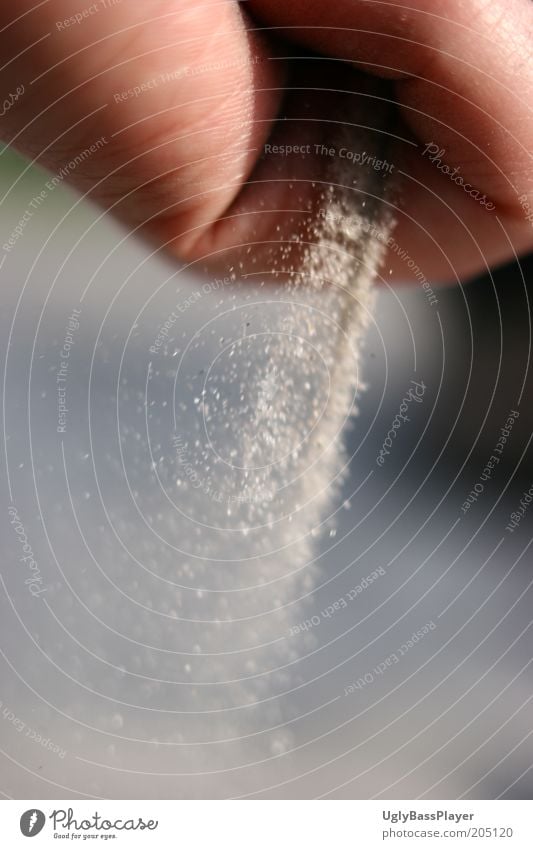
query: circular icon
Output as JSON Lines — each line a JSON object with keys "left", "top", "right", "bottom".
{"left": 20, "top": 810, "right": 46, "bottom": 837}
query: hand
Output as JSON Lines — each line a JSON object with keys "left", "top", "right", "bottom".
{"left": 1, "top": 0, "right": 531, "bottom": 283}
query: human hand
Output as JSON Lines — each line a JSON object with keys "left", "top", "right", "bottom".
{"left": 1, "top": 0, "right": 532, "bottom": 283}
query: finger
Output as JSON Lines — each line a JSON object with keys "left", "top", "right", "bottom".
{"left": 0, "top": 0, "right": 285, "bottom": 257}
{"left": 247, "top": 0, "right": 533, "bottom": 281}
{"left": 248, "top": 0, "right": 533, "bottom": 210}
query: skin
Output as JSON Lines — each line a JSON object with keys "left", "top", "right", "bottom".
{"left": 0, "top": 0, "right": 532, "bottom": 283}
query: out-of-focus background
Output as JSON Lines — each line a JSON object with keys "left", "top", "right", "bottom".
{"left": 1, "top": 145, "right": 532, "bottom": 800}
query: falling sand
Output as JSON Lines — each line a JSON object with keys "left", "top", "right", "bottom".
{"left": 20, "top": 108, "right": 397, "bottom": 799}
{"left": 127, "top": 120, "right": 397, "bottom": 794}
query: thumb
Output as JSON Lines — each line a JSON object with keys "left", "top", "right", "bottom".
{"left": 0, "top": 0, "right": 284, "bottom": 259}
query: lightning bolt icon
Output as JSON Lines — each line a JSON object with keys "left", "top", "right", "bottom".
{"left": 28, "top": 811, "right": 38, "bottom": 833}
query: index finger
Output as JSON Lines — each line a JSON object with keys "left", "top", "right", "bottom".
{"left": 247, "top": 0, "right": 533, "bottom": 215}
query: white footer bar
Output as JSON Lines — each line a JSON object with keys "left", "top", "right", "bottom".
{"left": 1, "top": 800, "right": 531, "bottom": 847}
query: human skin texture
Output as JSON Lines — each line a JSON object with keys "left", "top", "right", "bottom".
{"left": 0, "top": 0, "right": 531, "bottom": 282}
